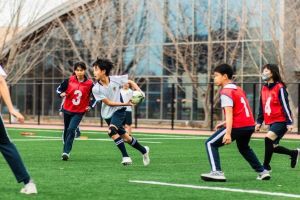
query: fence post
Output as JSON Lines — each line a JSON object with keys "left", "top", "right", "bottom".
{"left": 298, "top": 83, "right": 300, "bottom": 134}
{"left": 210, "top": 82, "right": 214, "bottom": 131}
{"left": 171, "top": 83, "right": 175, "bottom": 130}
{"left": 252, "top": 83, "right": 256, "bottom": 118}
{"left": 9, "top": 85, "right": 12, "bottom": 124}
{"left": 37, "top": 81, "right": 41, "bottom": 125}
{"left": 134, "top": 104, "right": 138, "bottom": 128}
{"left": 99, "top": 101, "right": 103, "bottom": 127}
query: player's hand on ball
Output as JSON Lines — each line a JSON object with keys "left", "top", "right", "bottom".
{"left": 10, "top": 110, "right": 24, "bottom": 123}
{"left": 127, "top": 100, "right": 134, "bottom": 106}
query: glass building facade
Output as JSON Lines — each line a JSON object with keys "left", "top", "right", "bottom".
{"left": 2, "top": 0, "right": 293, "bottom": 128}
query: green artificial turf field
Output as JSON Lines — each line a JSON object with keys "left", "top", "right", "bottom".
{"left": 0, "top": 128, "right": 299, "bottom": 200}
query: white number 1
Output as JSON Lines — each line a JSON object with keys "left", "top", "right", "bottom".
{"left": 241, "top": 97, "right": 250, "bottom": 117}
{"left": 72, "top": 90, "right": 82, "bottom": 105}
{"left": 264, "top": 97, "right": 272, "bottom": 116}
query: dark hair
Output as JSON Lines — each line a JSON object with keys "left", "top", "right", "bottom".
{"left": 73, "top": 62, "right": 87, "bottom": 71}
{"left": 214, "top": 63, "right": 233, "bottom": 79}
{"left": 262, "top": 64, "right": 286, "bottom": 87}
{"left": 92, "top": 58, "right": 114, "bottom": 76}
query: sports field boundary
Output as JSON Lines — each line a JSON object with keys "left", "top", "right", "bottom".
{"left": 129, "top": 180, "right": 300, "bottom": 198}
{"left": 5, "top": 124, "right": 300, "bottom": 140}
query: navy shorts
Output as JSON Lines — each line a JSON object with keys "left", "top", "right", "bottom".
{"left": 105, "top": 108, "right": 127, "bottom": 135}
{"left": 123, "top": 111, "right": 132, "bottom": 125}
{"left": 269, "top": 122, "right": 287, "bottom": 144}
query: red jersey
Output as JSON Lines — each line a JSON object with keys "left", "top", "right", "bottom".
{"left": 261, "top": 83, "right": 286, "bottom": 124}
{"left": 220, "top": 84, "right": 255, "bottom": 128}
{"left": 63, "top": 75, "right": 93, "bottom": 113}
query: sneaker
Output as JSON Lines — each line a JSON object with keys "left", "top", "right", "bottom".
{"left": 201, "top": 171, "right": 226, "bottom": 182}
{"left": 61, "top": 153, "right": 70, "bottom": 161}
{"left": 20, "top": 180, "right": 37, "bottom": 195}
{"left": 291, "top": 148, "right": 300, "bottom": 168}
{"left": 121, "top": 157, "right": 132, "bottom": 166}
{"left": 257, "top": 170, "right": 271, "bottom": 180}
{"left": 143, "top": 146, "right": 150, "bottom": 166}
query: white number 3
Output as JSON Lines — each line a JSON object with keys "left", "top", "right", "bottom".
{"left": 241, "top": 97, "right": 250, "bottom": 117}
{"left": 72, "top": 90, "right": 82, "bottom": 105}
{"left": 264, "top": 97, "right": 272, "bottom": 116}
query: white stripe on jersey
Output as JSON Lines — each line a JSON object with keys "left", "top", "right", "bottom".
{"left": 280, "top": 88, "right": 293, "bottom": 123}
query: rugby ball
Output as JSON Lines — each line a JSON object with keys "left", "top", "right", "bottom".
{"left": 131, "top": 91, "right": 145, "bottom": 104}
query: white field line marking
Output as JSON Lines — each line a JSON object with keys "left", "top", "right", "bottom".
{"left": 8, "top": 128, "right": 200, "bottom": 138}
{"left": 7, "top": 128, "right": 300, "bottom": 142}
{"left": 13, "top": 138, "right": 61, "bottom": 141}
{"left": 129, "top": 180, "right": 300, "bottom": 199}
{"left": 14, "top": 135, "right": 162, "bottom": 144}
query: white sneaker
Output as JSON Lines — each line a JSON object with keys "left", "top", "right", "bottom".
{"left": 61, "top": 152, "right": 70, "bottom": 161}
{"left": 257, "top": 170, "right": 271, "bottom": 180}
{"left": 20, "top": 181, "right": 37, "bottom": 195}
{"left": 201, "top": 171, "right": 226, "bottom": 182}
{"left": 121, "top": 157, "right": 132, "bottom": 166}
{"left": 143, "top": 146, "right": 150, "bottom": 166}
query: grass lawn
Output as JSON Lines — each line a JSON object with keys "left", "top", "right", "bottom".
{"left": 0, "top": 128, "right": 299, "bottom": 200}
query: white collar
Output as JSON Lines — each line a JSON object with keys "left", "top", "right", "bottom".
{"left": 223, "top": 83, "right": 237, "bottom": 89}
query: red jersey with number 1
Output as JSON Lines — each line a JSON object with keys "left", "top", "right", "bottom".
{"left": 261, "top": 83, "right": 286, "bottom": 125}
{"left": 221, "top": 85, "right": 255, "bottom": 128}
{"left": 63, "top": 75, "right": 93, "bottom": 113}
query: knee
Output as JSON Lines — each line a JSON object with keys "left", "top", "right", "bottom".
{"left": 108, "top": 126, "right": 118, "bottom": 137}
{"left": 67, "top": 128, "right": 76, "bottom": 133}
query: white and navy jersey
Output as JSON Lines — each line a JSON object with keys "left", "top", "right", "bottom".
{"left": 120, "top": 88, "right": 133, "bottom": 112}
{"left": 92, "top": 75, "right": 128, "bottom": 119}
{"left": 0, "top": 65, "right": 7, "bottom": 78}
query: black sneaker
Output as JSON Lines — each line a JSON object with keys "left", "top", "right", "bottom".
{"left": 61, "top": 153, "right": 69, "bottom": 161}
{"left": 291, "top": 148, "right": 300, "bottom": 168}
{"left": 257, "top": 170, "right": 271, "bottom": 180}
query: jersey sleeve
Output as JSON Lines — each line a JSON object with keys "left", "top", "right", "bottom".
{"left": 92, "top": 84, "right": 106, "bottom": 101}
{"left": 220, "top": 94, "right": 233, "bottom": 107}
{"left": 56, "top": 79, "right": 69, "bottom": 97}
{"left": 279, "top": 87, "right": 293, "bottom": 125}
{"left": 256, "top": 95, "right": 264, "bottom": 124}
{"left": 0, "top": 66, "right": 7, "bottom": 78}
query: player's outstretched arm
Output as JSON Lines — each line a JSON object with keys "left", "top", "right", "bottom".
{"left": 102, "top": 98, "right": 133, "bottom": 107}
{"left": 0, "top": 76, "right": 24, "bottom": 123}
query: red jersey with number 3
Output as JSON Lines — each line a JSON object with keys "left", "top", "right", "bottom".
{"left": 261, "top": 83, "right": 286, "bottom": 124}
{"left": 221, "top": 85, "right": 255, "bottom": 128}
{"left": 63, "top": 75, "right": 93, "bottom": 113}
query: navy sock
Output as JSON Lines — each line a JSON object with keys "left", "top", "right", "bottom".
{"left": 274, "top": 146, "right": 293, "bottom": 156}
{"left": 130, "top": 137, "right": 146, "bottom": 154}
{"left": 23, "top": 177, "right": 30, "bottom": 185}
{"left": 263, "top": 137, "right": 274, "bottom": 168}
{"left": 114, "top": 137, "right": 129, "bottom": 157}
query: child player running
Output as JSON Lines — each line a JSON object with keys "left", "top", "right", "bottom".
{"left": 255, "top": 64, "right": 300, "bottom": 172}
{"left": 92, "top": 58, "right": 150, "bottom": 166}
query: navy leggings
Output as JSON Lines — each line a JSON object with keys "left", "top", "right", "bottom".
{"left": 0, "top": 117, "right": 30, "bottom": 183}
